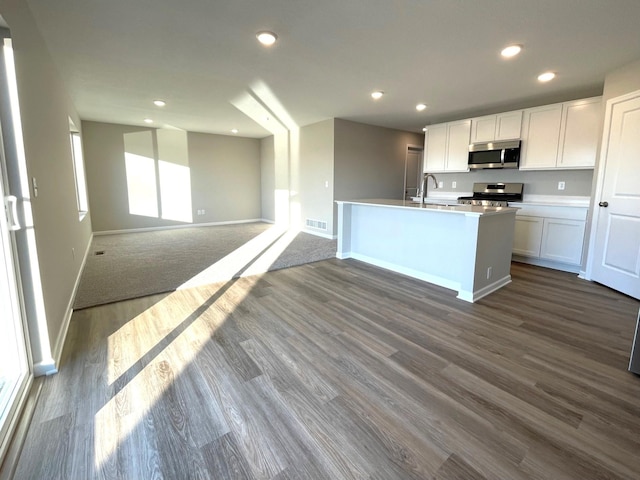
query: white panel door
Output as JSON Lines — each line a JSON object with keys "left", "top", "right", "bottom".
{"left": 589, "top": 91, "right": 640, "bottom": 299}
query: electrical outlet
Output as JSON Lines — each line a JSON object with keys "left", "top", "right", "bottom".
{"left": 452, "top": 181, "right": 457, "bottom": 189}
{"left": 487, "top": 266, "right": 492, "bottom": 279}
{"left": 558, "top": 181, "right": 565, "bottom": 191}
{"left": 438, "top": 181, "right": 444, "bottom": 188}
{"left": 325, "top": 180, "right": 329, "bottom": 188}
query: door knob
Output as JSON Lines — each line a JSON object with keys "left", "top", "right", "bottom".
{"left": 599, "top": 201, "right": 609, "bottom": 207}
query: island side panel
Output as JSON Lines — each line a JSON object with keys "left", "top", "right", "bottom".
{"left": 336, "top": 202, "right": 352, "bottom": 259}
{"left": 469, "top": 211, "right": 517, "bottom": 301}
{"left": 346, "top": 203, "right": 467, "bottom": 293}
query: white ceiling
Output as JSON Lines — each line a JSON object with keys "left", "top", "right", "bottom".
{"left": 22, "top": 0, "right": 640, "bottom": 138}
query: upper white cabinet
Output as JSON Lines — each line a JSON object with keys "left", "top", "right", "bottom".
{"left": 424, "top": 119, "right": 471, "bottom": 172}
{"left": 557, "top": 98, "right": 601, "bottom": 168}
{"left": 520, "top": 97, "right": 601, "bottom": 170}
{"left": 470, "top": 111, "right": 523, "bottom": 143}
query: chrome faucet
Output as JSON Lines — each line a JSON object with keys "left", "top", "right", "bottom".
{"left": 419, "top": 173, "right": 438, "bottom": 205}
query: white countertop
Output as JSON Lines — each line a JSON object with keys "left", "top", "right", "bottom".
{"left": 413, "top": 193, "right": 590, "bottom": 208}
{"left": 336, "top": 198, "right": 518, "bottom": 216}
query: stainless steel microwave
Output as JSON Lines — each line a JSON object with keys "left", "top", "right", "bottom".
{"left": 468, "top": 139, "right": 521, "bottom": 169}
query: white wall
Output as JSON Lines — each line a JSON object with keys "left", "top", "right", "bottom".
{"left": 82, "top": 121, "right": 262, "bottom": 232}
{"left": 0, "top": 0, "right": 92, "bottom": 372}
{"left": 299, "top": 119, "right": 334, "bottom": 236}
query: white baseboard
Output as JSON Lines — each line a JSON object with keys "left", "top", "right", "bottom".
{"left": 94, "top": 218, "right": 266, "bottom": 236}
{"left": 512, "top": 255, "right": 580, "bottom": 274}
{"left": 301, "top": 228, "right": 336, "bottom": 240}
{"left": 33, "top": 359, "right": 57, "bottom": 377}
{"left": 457, "top": 275, "right": 511, "bottom": 303}
{"left": 41, "top": 233, "right": 94, "bottom": 377}
{"left": 346, "top": 252, "right": 460, "bottom": 293}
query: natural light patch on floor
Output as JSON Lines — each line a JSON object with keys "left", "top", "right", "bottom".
{"left": 177, "top": 225, "right": 295, "bottom": 290}
{"left": 99, "top": 278, "right": 253, "bottom": 472}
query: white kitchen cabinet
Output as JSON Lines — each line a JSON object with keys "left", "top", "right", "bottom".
{"left": 470, "top": 111, "right": 522, "bottom": 143}
{"left": 512, "top": 205, "right": 588, "bottom": 272}
{"left": 519, "top": 104, "right": 563, "bottom": 169}
{"left": 557, "top": 97, "right": 601, "bottom": 168}
{"left": 513, "top": 216, "right": 543, "bottom": 257}
{"left": 424, "top": 119, "right": 471, "bottom": 172}
{"left": 540, "top": 218, "right": 586, "bottom": 265}
{"left": 520, "top": 97, "right": 601, "bottom": 170}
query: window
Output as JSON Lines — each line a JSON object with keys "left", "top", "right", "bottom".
{"left": 69, "top": 119, "right": 88, "bottom": 219}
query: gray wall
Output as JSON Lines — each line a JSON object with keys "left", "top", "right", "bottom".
{"left": 82, "top": 121, "right": 261, "bottom": 232}
{"left": 433, "top": 169, "right": 594, "bottom": 197}
{"left": 1, "top": 0, "right": 92, "bottom": 369}
{"left": 334, "top": 118, "right": 423, "bottom": 232}
{"left": 299, "top": 119, "right": 334, "bottom": 235}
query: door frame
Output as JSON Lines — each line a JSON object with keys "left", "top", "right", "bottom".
{"left": 403, "top": 144, "right": 423, "bottom": 200}
{"left": 585, "top": 88, "right": 640, "bottom": 284}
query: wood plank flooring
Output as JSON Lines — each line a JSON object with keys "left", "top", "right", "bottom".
{"left": 10, "top": 260, "right": 640, "bottom": 479}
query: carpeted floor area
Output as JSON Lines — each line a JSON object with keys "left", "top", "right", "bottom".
{"left": 73, "top": 222, "right": 337, "bottom": 309}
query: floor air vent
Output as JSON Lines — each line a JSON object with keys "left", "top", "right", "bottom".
{"left": 305, "top": 218, "right": 327, "bottom": 230}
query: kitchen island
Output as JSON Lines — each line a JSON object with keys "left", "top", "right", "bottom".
{"left": 336, "top": 199, "right": 518, "bottom": 302}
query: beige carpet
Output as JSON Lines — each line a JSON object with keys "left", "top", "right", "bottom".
{"left": 73, "top": 222, "right": 337, "bottom": 309}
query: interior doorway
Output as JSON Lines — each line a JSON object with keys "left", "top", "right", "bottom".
{"left": 404, "top": 145, "right": 423, "bottom": 200}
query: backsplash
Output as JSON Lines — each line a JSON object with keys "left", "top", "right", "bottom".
{"left": 430, "top": 169, "right": 593, "bottom": 197}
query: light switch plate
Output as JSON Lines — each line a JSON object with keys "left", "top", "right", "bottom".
{"left": 558, "top": 181, "right": 565, "bottom": 190}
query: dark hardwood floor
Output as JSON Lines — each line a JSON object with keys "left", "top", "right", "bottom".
{"left": 10, "top": 259, "right": 640, "bottom": 479}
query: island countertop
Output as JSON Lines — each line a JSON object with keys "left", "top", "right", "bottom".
{"left": 336, "top": 198, "right": 518, "bottom": 216}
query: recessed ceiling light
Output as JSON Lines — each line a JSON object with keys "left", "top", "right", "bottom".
{"left": 256, "top": 31, "right": 278, "bottom": 46}
{"left": 371, "top": 91, "right": 384, "bottom": 100}
{"left": 501, "top": 45, "right": 522, "bottom": 58}
{"left": 416, "top": 103, "right": 427, "bottom": 112}
{"left": 153, "top": 100, "right": 166, "bottom": 107}
{"left": 538, "top": 71, "right": 556, "bottom": 82}
{"left": 144, "top": 118, "right": 153, "bottom": 124}
{"left": 231, "top": 128, "right": 239, "bottom": 134}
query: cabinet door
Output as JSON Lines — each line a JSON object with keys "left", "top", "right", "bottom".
{"left": 520, "top": 104, "right": 562, "bottom": 169}
{"left": 424, "top": 124, "right": 447, "bottom": 172}
{"left": 470, "top": 115, "right": 496, "bottom": 143}
{"left": 445, "top": 119, "right": 471, "bottom": 172}
{"left": 495, "top": 111, "right": 523, "bottom": 140}
{"left": 540, "top": 218, "right": 585, "bottom": 265}
{"left": 513, "top": 216, "right": 543, "bottom": 257}
{"left": 557, "top": 97, "right": 601, "bottom": 168}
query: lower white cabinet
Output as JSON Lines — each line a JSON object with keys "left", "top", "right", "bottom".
{"left": 514, "top": 216, "right": 543, "bottom": 257}
{"left": 540, "top": 218, "right": 586, "bottom": 265}
{"left": 513, "top": 205, "right": 588, "bottom": 272}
